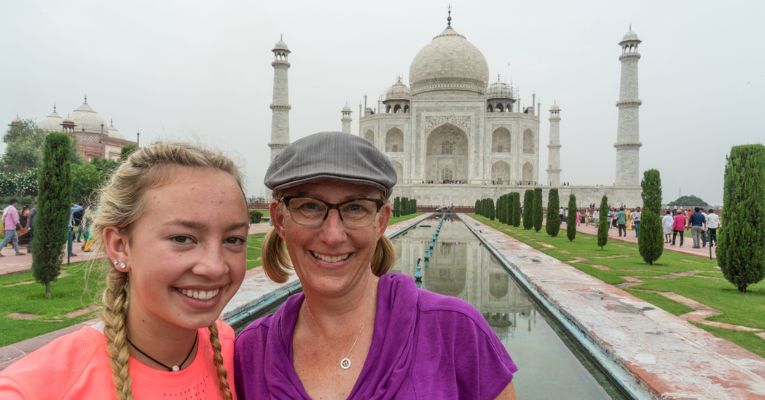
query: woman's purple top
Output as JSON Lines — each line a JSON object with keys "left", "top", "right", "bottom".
{"left": 234, "top": 273, "right": 518, "bottom": 399}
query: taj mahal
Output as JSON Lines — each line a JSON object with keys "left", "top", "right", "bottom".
{"left": 268, "top": 14, "right": 644, "bottom": 207}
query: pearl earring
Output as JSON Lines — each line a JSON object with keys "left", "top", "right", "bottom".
{"left": 113, "top": 259, "right": 127, "bottom": 269}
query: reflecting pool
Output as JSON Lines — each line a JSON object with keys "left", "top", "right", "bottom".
{"left": 392, "top": 216, "right": 622, "bottom": 399}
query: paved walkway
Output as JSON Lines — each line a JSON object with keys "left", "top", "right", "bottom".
{"left": 574, "top": 222, "right": 716, "bottom": 259}
{"left": 0, "top": 215, "right": 429, "bottom": 371}
{"left": 463, "top": 214, "right": 765, "bottom": 399}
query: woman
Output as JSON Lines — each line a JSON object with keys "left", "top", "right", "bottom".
{"left": 0, "top": 142, "right": 250, "bottom": 399}
{"left": 17, "top": 205, "right": 31, "bottom": 248}
{"left": 235, "top": 131, "right": 517, "bottom": 399}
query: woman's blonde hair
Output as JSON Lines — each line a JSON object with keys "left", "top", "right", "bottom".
{"left": 261, "top": 197, "right": 396, "bottom": 283}
{"left": 93, "top": 142, "right": 243, "bottom": 400}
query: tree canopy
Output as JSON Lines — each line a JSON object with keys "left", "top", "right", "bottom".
{"left": 667, "top": 195, "right": 708, "bottom": 207}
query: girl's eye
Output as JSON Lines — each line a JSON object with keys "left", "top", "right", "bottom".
{"left": 171, "top": 235, "right": 194, "bottom": 245}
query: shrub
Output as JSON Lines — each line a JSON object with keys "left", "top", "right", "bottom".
{"left": 567, "top": 194, "right": 577, "bottom": 241}
{"left": 718, "top": 144, "right": 765, "bottom": 293}
{"left": 533, "top": 188, "right": 543, "bottom": 232}
{"left": 32, "top": 133, "right": 72, "bottom": 298}
{"left": 393, "top": 197, "right": 401, "bottom": 217}
{"left": 522, "top": 190, "right": 533, "bottom": 229}
{"left": 638, "top": 169, "right": 664, "bottom": 265}
{"left": 546, "top": 188, "right": 561, "bottom": 237}
{"left": 249, "top": 210, "right": 263, "bottom": 223}
{"left": 597, "top": 195, "right": 609, "bottom": 250}
{"left": 512, "top": 192, "right": 521, "bottom": 227}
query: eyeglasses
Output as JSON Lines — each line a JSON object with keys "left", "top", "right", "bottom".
{"left": 282, "top": 196, "right": 385, "bottom": 229}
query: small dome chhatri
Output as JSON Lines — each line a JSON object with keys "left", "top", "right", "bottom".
{"left": 408, "top": 12, "right": 489, "bottom": 96}
{"left": 385, "top": 77, "right": 411, "bottom": 101}
{"left": 487, "top": 76, "right": 513, "bottom": 100}
{"left": 37, "top": 104, "right": 64, "bottom": 132}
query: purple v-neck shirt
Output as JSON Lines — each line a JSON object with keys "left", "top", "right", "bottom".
{"left": 235, "top": 273, "right": 517, "bottom": 399}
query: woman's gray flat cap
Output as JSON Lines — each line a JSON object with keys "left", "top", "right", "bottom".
{"left": 264, "top": 131, "right": 397, "bottom": 197}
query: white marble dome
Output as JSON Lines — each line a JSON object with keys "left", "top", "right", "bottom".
{"left": 409, "top": 26, "right": 489, "bottom": 96}
{"left": 107, "top": 120, "right": 123, "bottom": 139}
{"left": 273, "top": 39, "right": 290, "bottom": 52}
{"left": 621, "top": 30, "right": 640, "bottom": 43}
{"left": 37, "top": 107, "right": 63, "bottom": 132}
{"left": 487, "top": 80, "right": 513, "bottom": 100}
{"left": 385, "top": 78, "right": 411, "bottom": 101}
{"left": 69, "top": 100, "right": 108, "bottom": 133}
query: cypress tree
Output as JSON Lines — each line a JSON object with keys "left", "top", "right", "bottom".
{"left": 546, "top": 189, "right": 561, "bottom": 237}
{"left": 32, "top": 133, "right": 72, "bottom": 298}
{"left": 497, "top": 195, "right": 505, "bottom": 223}
{"left": 393, "top": 197, "right": 400, "bottom": 217}
{"left": 522, "top": 190, "right": 533, "bottom": 229}
{"left": 505, "top": 193, "right": 512, "bottom": 225}
{"left": 533, "top": 188, "right": 543, "bottom": 232}
{"left": 488, "top": 198, "right": 495, "bottom": 220}
{"left": 512, "top": 192, "right": 521, "bottom": 227}
{"left": 638, "top": 169, "right": 664, "bottom": 265}
{"left": 597, "top": 195, "right": 609, "bottom": 250}
{"left": 718, "top": 144, "right": 765, "bottom": 293}
{"left": 474, "top": 199, "right": 481, "bottom": 216}
{"left": 567, "top": 194, "right": 577, "bottom": 241}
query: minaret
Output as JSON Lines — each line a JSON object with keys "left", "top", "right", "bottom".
{"left": 341, "top": 104, "right": 352, "bottom": 134}
{"left": 269, "top": 36, "right": 291, "bottom": 163}
{"left": 547, "top": 102, "right": 562, "bottom": 187}
{"left": 614, "top": 28, "right": 642, "bottom": 186}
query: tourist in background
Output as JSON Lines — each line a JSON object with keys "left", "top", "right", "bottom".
{"left": 706, "top": 209, "right": 720, "bottom": 247}
{"left": 632, "top": 207, "right": 642, "bottom": 238}
{"left": 0, "top": 199, "right": 24, "bottom": 257}
{"left": 235, "top": 131, "right": 517, "bottom": 399}
{"left": 616, "top": 207, "right": 627, "bottom": 237}
{"left": 0, "top": 142, "right": 248, "bottom": 399}
{"left": 662, "top": 210, "right": 673, "bottom": 243}
{"left": 689, "top": 207, "right": 706, "bottom": 248}
{"left": 672, "top": 209, "right": 687, "bottom": 246}
{"left": 17, "top": 205, "right": 31, "bottom": 248}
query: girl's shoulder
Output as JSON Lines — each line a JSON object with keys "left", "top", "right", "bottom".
{"left": 0, "top": 326, "right": 110, "bottom": 399}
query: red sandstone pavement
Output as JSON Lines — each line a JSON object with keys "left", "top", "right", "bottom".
{"left": 463, "top": 214, "right": 765, "bottom": 399}
{"left": 575, "top": 223, "right": 716, "bottom": 259}
{"left": 0, "top": 223, "right": 274, "bottom": 276}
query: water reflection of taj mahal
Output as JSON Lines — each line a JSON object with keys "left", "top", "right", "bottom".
{"left": 393, "top": 217, "right": 538, "bottom": 337}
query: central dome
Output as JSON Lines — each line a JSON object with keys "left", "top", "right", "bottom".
{"left": 409, "top": 26, "right": 489, "bottom": 96}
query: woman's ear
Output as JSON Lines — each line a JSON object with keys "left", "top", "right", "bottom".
{"left": 270, "top": 200, "right": 286, "bottom": 239}
{"left": 376, "top": 203, "right": 392, "bottom": 235}
{"left": 102, "top": 226, "right": 131, "bottom": 272}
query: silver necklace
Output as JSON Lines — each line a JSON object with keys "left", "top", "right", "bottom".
{"left": 303, "top": 299, "right": 369, "bottom": 371}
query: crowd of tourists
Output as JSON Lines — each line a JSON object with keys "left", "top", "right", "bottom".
{"left": 0, "top": 199, "right": 98, "bottom": 257}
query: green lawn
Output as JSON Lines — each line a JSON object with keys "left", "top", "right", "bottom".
{"left": 0, "top": 233, "right": 266, "bottom": 346}
{"left": 471, "top": 215, "right": 765, "bottom": 358}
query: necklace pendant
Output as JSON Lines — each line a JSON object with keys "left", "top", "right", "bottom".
{"left": 340, "top": 358, "right": 351, "bottom": 370}
{"left": 172, "top": 365, "right": 180, "bottom": 372}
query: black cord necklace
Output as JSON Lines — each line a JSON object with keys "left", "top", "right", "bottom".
{"left": 126, "top": 333, "right": 198, "bottom": 372}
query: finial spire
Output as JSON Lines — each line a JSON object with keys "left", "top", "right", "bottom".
{"left": 84, "top": 94, "right": 88, "bottom": 104}
{"left": 629, "top": 24, "right": 632, "bottom": 32}
{"left": 447, "top": 4, "right": 452, "bottom": 27}
{"left": 53, "top": 104, "right": 57, "bottom": 113}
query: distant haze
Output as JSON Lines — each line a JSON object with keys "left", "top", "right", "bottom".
{"left": 2, "top": 0, "right": 763, "bottom": 205}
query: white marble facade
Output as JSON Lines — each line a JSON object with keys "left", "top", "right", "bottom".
{"left": 271, "top": 21, "right": 644, "bottom": 207}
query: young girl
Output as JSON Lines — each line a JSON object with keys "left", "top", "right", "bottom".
{"left": 0, "top": 142, "right": 250, "bottom": 400}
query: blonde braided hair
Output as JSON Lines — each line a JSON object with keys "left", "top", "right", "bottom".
{"left": 93, "top": 142, "right": 242, "bottom": 400}
{"left": 208, "top": 323, "right": 233, "bottom": 400}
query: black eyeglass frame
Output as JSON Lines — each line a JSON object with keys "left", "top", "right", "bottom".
{"left": 281, "top": 196, "right": 386, "bottom": 228}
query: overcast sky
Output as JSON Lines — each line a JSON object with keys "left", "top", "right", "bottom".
{"left": 2, "top": 0, "right": 763, "bottom": 205}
